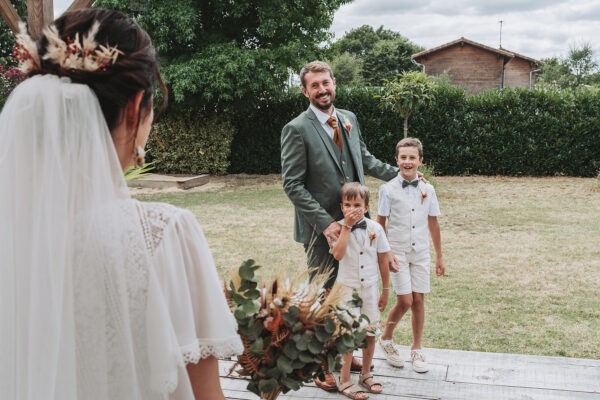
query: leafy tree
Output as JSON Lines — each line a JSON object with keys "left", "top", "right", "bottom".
{"left": 565, "top": 43, "right": 598, "bottom": 87}
{"left": 333, "top": 25, "right": 400, "bottom": 56}
{"left": 328, "top": 52, "right": 363, "bottom": 86}
{"left": 328, "top": 25, "right": 422, "bottom": 86}
{"left": 362, "top": 37, "right": 421, "bottom": 85}
{"left": 0, "top": 0, "right": 27, "bottom": 64}
{"left": 537, "top": 44, "right": 599, "bottom": 89}
{"left": 94, "top": 0, "right": 351, "bottom": 106}
{"left": 587, "top": 71, "right": 600, "bottom": 87}
{"left": 377, "top": 71, "right": 437, "bottom": 138}
{"left": 537, "top": 57, "right": 574, "bottom": 88}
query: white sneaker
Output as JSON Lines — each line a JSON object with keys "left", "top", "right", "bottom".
{"left": 378, "top": 337, "right": 404, "bottom": 368}
{"left": 410, "top": 349, "right": 428, "bottom": 373}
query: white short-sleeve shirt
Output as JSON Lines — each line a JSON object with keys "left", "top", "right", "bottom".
{"left": 334, "top": 217, "right": 391, "bottom": 253}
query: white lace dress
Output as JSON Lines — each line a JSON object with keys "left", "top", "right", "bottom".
{"left": 0, "top": 75, "right": 242, "bottom": 400}
{"left": 135, "top": 200, "right": 243, "bottom": 394}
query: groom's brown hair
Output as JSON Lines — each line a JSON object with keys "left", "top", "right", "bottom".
{"left": 300, "top": 61, "right": 334, "bottom": 88}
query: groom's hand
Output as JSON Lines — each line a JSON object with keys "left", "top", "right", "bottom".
{"left": 323, "top": 222, "right": 342, "bottom": 248}
{"left": 417, "top": 171, "right": 429, "bottom": 185}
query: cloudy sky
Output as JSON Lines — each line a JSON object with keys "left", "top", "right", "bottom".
{"left": 330, "top": 0, "right": 600, "bottom": 61}
{"left": 52, "top": 0, "right": 599, "bottom": 62}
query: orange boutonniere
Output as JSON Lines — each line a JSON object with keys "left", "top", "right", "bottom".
{"left": 369, "top": 232, "right": 377, "bottom": 246}
{"left": 343, "top": 117, "right": 352, "bottom": 138}
{"left": 421, "top": 191, "right": 428, "bottom": 205}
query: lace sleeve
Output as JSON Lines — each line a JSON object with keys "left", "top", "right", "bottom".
{"left": 136, "top": 201, "right": 243, "bottom": 364}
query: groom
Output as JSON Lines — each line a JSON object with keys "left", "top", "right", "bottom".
{"left": 281, "top": 61, "right": 399, "bottom": 391}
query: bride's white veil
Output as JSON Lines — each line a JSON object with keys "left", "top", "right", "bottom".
{"left": 0, "top": 75, "right": 187, "bottom": 399}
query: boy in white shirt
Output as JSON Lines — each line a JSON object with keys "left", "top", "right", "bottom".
{"left": 376, "top": 137, "right": 445, "bottom": 373}
{"left": 332, "top": 182, "right": 391, "bottom": 399}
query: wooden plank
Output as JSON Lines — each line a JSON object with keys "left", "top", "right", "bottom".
{"left": 382, "top": 377, "right": 600, "bottom": 400}
{"left": 222, "top": 375, "right": 600, "bottom": 400}
{"left": 221, "top": 377, "right": 440, "bottom": 399}
{"left": 220, "top": 358, "right": 448, "bottom": 384}
{"left": 220, "top": 347, "right": 600, "bottom": 399}
{"left": 127, "top": 174, "right": 209, "bottom": 190}
{"left": 66, "top": 0, "right": 95, "bottom": 12}
{"left": 0, "top": 0, "right": 23, "bottom": 34}
{"left": 27, "top": 0, "right": 53, "bottom": 40}
{"left": 180, "top": 174, "right": 209, "bottom": 189}
{"left": 372, "top": 346, "right": 600, "bottom": 368}
{"left": 446, "top": 363, "right": 600, "bottom": 393}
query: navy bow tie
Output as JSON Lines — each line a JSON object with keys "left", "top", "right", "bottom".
{"left": 402, "top": 179, "right": 419, "bottom": 188}
{"left": 351, "top": 220, "right": 367, "bottom": 231}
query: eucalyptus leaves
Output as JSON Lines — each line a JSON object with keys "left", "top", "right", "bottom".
{"left": 227, "top": 260, "right": 369, "bottom": 399}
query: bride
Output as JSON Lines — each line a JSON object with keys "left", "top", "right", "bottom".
{"left": 0, "top": 9, "right": 242, "bottom": 400}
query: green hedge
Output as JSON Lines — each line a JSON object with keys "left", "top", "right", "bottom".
{"left": 228, "top": 92, "right": 306, "bottom": 174}
{"left": 227, "top": 85, "right": 600, "bottom": 177}
{"left": 148, "top": 109, "right": 234, "bottom": 175}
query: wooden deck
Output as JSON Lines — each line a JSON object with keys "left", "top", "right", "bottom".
{"left": 220, "top": 346, "right": 600, "bottom": 400}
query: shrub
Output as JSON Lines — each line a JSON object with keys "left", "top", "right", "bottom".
{"left": 0, "top": 65, "right": 25, "bottom": 109}
{"left": 155, "top": 84, "right": 600, "bottom": 177}
{"left": 228, "top": 91, "right": 306, "bottom": 174}
{"left": 148, "top": 110, "right": 234, "bottom": 175}
{"left": 226, "top": 84, "right": 600, "bottom": 177}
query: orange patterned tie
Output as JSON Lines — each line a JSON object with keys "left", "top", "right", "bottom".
{"left": 326, "top": 116, "right": 343, "bottom": 151}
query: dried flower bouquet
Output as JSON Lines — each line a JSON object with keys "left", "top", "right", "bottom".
{"left": 226, "top": 260, "right": 369, "bottom": 400}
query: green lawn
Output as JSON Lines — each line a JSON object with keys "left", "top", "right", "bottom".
{"left": 134, "top": 175, "right": 600, "bottom": 359}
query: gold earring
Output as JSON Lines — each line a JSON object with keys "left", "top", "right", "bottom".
{"left": 134, "top": 145, "right": 145, "bottom": 168}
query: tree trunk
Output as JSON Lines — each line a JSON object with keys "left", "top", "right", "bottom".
{"left": 403, "top": 115, "right": 409, "bottom": 138}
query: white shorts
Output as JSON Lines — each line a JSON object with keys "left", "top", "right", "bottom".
{"left": 342, "top": 284, "right": 380, "bottom": 335}
{"left": 390, "top": 249, "right": 431, "bottom": 295}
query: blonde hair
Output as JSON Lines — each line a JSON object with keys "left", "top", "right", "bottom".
{"left": 396, "top": 137, "right": 423, "bottom": 158}
{"left": 300, "top": 61, "right": 334, "bottom": 88}
{"left": 340, "top": 182, "right": 370, "bottom": 206}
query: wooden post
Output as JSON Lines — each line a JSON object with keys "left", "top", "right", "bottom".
{"left": 27, "top": 0, "right": 53, "bottom": 40}
{"left": 67, "top": 0, "right": 95, "bottom": 13}
{"left": 0, "top": 0, "right": 23, "bottom": 34}
{"left": 0, "top": 0, "right": 95, "bottom": 40}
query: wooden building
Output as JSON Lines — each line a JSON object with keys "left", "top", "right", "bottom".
{"left": 412, "top": 37, "right": 543, "bottom": 95}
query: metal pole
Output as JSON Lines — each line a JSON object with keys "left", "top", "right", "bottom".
{"left": 411, "top": 58, "right": 425, "bottom": 73}
{"left": 529, "top": 68, "right": 541, "bottom": 89}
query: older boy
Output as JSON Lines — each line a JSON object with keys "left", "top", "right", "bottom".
{"left": 332, "top": 183, "right": 391, "bottom": 399}
{"left": 376, "top": 138, "right": 445, "bottom": 373}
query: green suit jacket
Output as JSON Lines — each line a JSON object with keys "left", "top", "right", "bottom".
{"left": 281, "top": 107, "right": 398, "bottom": 244}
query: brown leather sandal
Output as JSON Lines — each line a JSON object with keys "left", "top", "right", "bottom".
{"left": 337, "top": 380, "right": 369, "bottom": 400}
{"left": 359, "top": 372, "right": 383, "bottom": 394}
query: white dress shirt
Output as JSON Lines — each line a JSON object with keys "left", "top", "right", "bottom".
{"left": 309, "top": 104, "right": 336, "bottom": 139}
{"left": 378, "top": 175, "right": 441, "bottom": 217}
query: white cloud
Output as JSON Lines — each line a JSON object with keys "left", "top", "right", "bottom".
{"left": 331, "top": 0, "right": 600, "bottom": 61}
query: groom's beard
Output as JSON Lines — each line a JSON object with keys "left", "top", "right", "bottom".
{"left": 314, "top": 91, "right": 334, "bottom": 110}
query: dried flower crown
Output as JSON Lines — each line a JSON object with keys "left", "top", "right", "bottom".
{"left": 14, "top": 21, "right": 124, "bottom": 75}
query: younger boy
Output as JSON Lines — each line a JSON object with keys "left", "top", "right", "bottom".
{"left": 377, "top": 137, "right": 445, "bottom": 373}
{"left": 332, "top": 182, "right": 391, "bottom": 400}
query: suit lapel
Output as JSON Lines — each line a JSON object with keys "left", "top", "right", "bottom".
{"left": 307, "top": 108, "right": 343, "bottom": 174}
{"left": 336, "top": 111, "right": 363, "bottom": 181}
